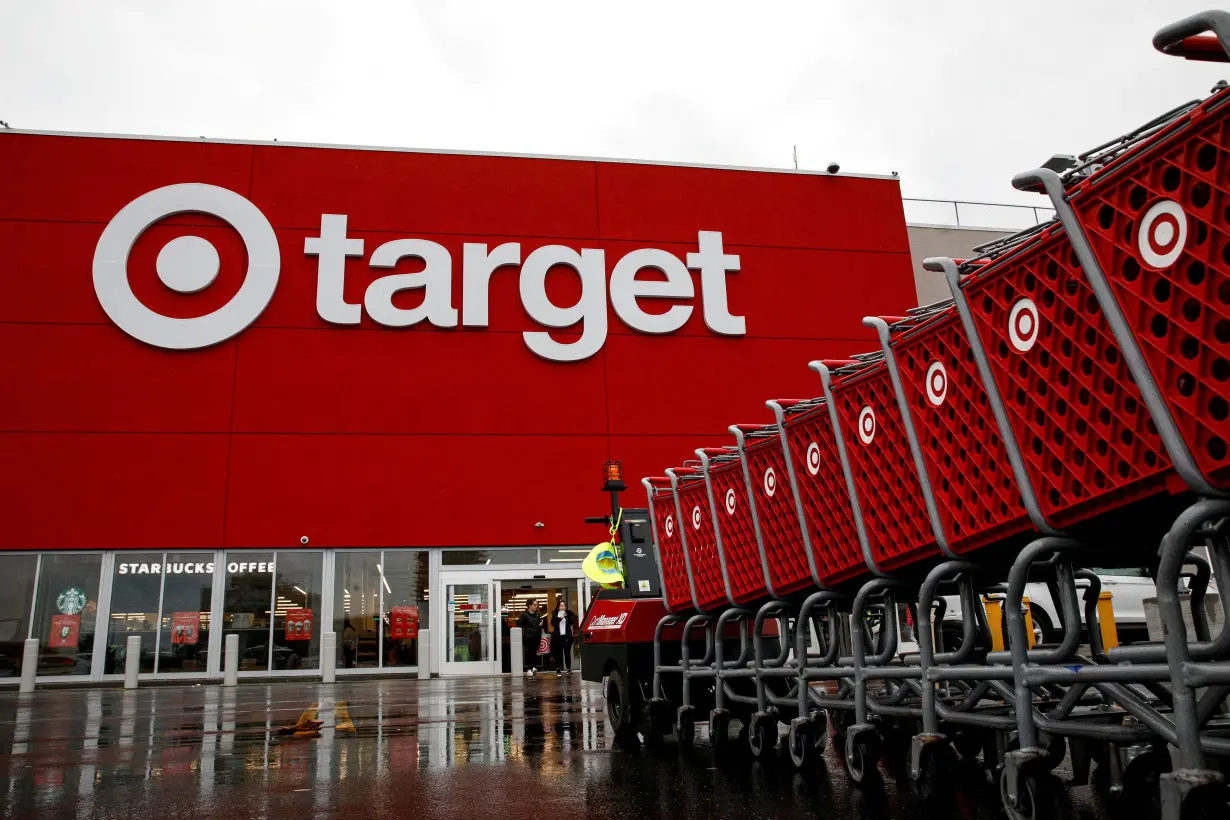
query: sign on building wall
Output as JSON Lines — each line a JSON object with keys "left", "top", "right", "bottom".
{"left": 390, "top": 605, "right": 419, "bottom": 640}
{"left": 171, "top": 611, "right": 200, "bottom": 645}
{"left": 285, "top": 608, "right": 313, "bottom": 641}
{"left": 0, "top": 133, "right": 916, "bottom": 553}
{"left": 49, "top": 614, "right": 79, "bottom": 648}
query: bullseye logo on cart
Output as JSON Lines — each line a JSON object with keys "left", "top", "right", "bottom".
{"left": 92, "top": 183, "right": 748, "bottom": 362}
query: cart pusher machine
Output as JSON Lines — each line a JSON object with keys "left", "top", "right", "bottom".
{"left": 584, "top": 11, "right": 1230, "bottom": 819}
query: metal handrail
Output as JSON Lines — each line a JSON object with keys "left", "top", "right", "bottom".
{"left": 902, "top": 197, "right": 1056, "bottom": 230}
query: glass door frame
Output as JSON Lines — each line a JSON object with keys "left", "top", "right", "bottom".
{"left": 437, "top": 566, "right": 585, "bottom": 677}
{"left": 439, "top": 572, "right": 498, "bottom": 676}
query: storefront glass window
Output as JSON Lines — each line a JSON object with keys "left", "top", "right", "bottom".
{"left": 158, "top": 552, "right": 214, "bottom": 675}
{"left": 381, "top": 551, "right": 428, "bottom": 668}
{"left": 107, "top": 552, "right": 163, "bottom": 674}
{"left": 0, "top": 555, "right": 38, "bottom": 677}
{"left": 442, "top": 549, "right": 538, "bottom": 566}
{"left": 272, "top": 551, "right": 322, "bottom": 670}
{"left": 32, "top": 553, "right": 102, "bottom": 677}
{"left": 221, "top": 552, "right": 275, "bottom": 671}
{"left": 539, "top": 547, "right": 589, "bottom": 564}
{"left": 335, "top": 552, "right": 381, "bottom": 669}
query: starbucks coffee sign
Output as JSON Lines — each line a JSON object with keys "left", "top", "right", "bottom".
{"left": 57, "top": 586, "right": 88, "bottom": 616}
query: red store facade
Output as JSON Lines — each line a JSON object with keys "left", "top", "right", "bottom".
{"left": 0, "top": 131, "right": 917, "bottom": 681}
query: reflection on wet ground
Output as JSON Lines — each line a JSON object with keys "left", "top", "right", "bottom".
{"left": 0, "top": 676, "right": 1109, "bottom": 820}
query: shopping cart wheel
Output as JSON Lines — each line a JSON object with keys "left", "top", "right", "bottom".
{"left": 787, "top": 716, "right": 824, "bottom": 768}
{"left": 1040, "top": 733, "right": 1067, "bottom": 772}
{"left": 910, "top": 738, "right": 956, "bottom": 805}
{"left": 709, "top": 709, "right": 731, "bottom": 752}
{"left": 999, "top": 771, "right": 1058, "bottom": 820}
{"left": 676, "top": 706, "right": 695, "bottom": 748}
{"left": 844, "top": 724, "right": 881, "bottom": 785}
{"left": 748, "top": 711, "right": 778, "bottom": 760}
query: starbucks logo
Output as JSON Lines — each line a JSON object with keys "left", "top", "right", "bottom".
{"left": 57, "top": 586, "right": 88, "bottom": 616}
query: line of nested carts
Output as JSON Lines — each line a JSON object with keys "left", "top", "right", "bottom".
{"left": 633, "top": 13, "right": 1230, "bottom": 820}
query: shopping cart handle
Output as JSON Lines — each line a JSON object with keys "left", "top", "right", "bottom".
{"left": 767, "top": 398, "right": 807, "bottom": 408}
{"left": 1154, "top": 10, "right": 1230, "bottom": 62}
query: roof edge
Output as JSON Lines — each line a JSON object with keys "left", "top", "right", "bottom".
{"left": 0, "top": 127, "right": 900, "bottom": 182}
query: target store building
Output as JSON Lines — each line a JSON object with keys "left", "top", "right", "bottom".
{"left": 0, "top": 130, "right": 921, "bottom": 683}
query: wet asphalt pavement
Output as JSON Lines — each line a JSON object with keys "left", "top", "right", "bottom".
{"left": 0, "top": 676, "right": 1114, "bottom": 820}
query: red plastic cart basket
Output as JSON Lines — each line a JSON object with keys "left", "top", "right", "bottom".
{"left": 928, "top": 224, "right": 1175, "bottom": 535}
{"left": 669, "top": 466, "right": 730, "bottom": 612}
{"left": 642, "top": 475, "right": 695, "bottom": 613}
{"left": 870, "top": 307, "right": 1035, "bottom": 554}
{"left": 1018, "top": 72, "right": 1230, "bottom": 494}
{"left": 732, "top": 423, "right": 817, "bottom": 597}
{"left": 771, "top": 396, "right": 871, "bottom": 586}
{"left": 815, "top": 354, "right": 944, "bottom": 572}
{"left": 696, "top": 442, "right": 772, "bottom": 605}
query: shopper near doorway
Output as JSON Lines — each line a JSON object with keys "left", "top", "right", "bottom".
{"left": 342, "top": 618, "right": 358, "bottom": 669}
{"left": 551, "top": 599, "right": 576, "bottom": 675}
{"left": 518, "top": 600, "right": 545, "bottom": 678}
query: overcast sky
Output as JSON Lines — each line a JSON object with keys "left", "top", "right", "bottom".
{"left": 2, "top": 2, "right": 1226, "bottom": 206}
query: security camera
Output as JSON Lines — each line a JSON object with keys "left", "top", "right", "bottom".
{"left": 300, "top": 536, "right": 310, "bottom": 545}
{"left": 826, "top": 162, "right": 841, "bottom": 174}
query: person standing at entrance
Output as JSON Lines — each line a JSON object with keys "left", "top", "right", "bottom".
{"left": 518, "top": 600, "right": 544, "bottom": 678}
{"left": 551, "top": 600, "right": 576, "bottom": 675}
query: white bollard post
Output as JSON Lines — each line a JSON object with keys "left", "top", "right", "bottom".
{"left": 510, "top": 627, "right": 523, "bottom": 679}
{"left": 320, "top": 632, "right": 336, "bottom": 683}
{"left": 124, "top": 635, "right": 141, "bottom": 689}
{"left": 223, "top": 634, "right": 239, "bottom": 687}
{"left": 19, "top": 638, "right": 38, "bottom": 694}
{"left": 417, "top": 629, "right": 431, "bottom": 680}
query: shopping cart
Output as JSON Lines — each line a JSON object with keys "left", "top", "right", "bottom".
{"left": 616, "top": 15, "right": 1230, "bottom": 820}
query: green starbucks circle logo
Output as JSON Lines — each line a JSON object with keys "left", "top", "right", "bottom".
{"left": 57, "top": 587, "right": 87, "bottom": 616}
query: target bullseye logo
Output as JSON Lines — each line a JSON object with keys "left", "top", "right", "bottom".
{"left": 805, "top": 441, "right": 821, "bottom": 476}
{"left": 92, "top": 184, "right": 281, "bottom": 350}
{"left": 664, "top": 515, "right": 675, "bottom": 538}
{"left": 763, "top": 466, "right": 778, "bottom": 497}
{"left": 857, "top": 406, "right": 876, "bottom": 444}
{"left": 1008, "top": 298, "right": 1040, "bottom": 353}
{"left": 724, "top": 488, "right": 737, "bottom": 515}
{"left": 1138, "top": 199, "right": 1187, "bottom": 270}
{"left": 691, "top": 505, "right": 703, "bottom": 530}
{"left": 925, "top": 361, "right": 948, "bottom": 407}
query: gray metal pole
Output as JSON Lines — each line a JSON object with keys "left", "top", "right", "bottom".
{"left": 510, "top": 627, "right": 524, "bottom": 679}
{"left": 19, "top": 639, "right": 38, "bottom": 694}
{"left": 223, "top": 633, "right": 239, "bottom": 687}
{"left": 417, "top": 629, "right": 431, "bottom": 680}
{"left": 320, "top": 632, "right": 336, "bottom": 683}
{"left": 123, "top": 635, "right": 140, "bottom": 689}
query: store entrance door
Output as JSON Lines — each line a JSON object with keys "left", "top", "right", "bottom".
{"left": 498, "top": 579, "right": 584, "bottom": 674}
{"left": 437, "top": 567, "right": 587, "bottom": 677}
{"left": 440, "top": 576, "right": 498, "bottom": 676}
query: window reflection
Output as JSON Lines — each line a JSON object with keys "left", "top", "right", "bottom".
{"left": 159, "top": 553, "right": 214, "bottom": 674}
{"left": 221, "top": 552, "right": 274, "bottom": 671}
{"left": 273, "top": 552, "right": 322, "bottom": 670}
{"left": 0, "top": 555, "right": 38, "bottom": 677}
{"left": 108, "top": 553, "right": 162, "bottom": 674}
{"left": 335, "top": 552, "right": 380, "bottom": 669}
{"left": 381, "top": 552, "right": 428, "bottom": 668}
{"left": 33, "top": 553, "right": 102, "bottom": 677}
